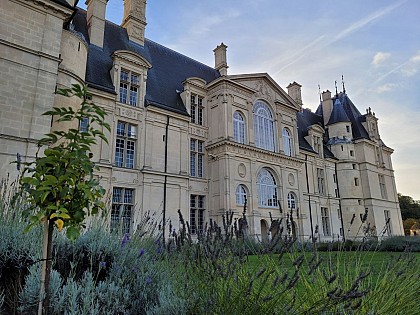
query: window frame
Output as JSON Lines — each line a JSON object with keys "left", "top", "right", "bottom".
{"left": 379, "top": 174, "right": 387, "bottom": 199}
{"left": 282, "top": 127, "right": 292, "bottom": 156}
{"left": 190, "top": 195, "right": 205, "bottom": 235}
{"left": 119, "top": 69, "right": 140, "bottom": 107}
{"left": 236, "top": 185, "right": 247, "bottom": 206}
{"left": 253, "top": 101, "right": 275, "bottom": 151}
{"left": 190, "top": 138, "right": 204, "bottom": 177}
{"left": 384, "top": 210, "right": 392, "bottom": 236}
{"left": 287, "top": 192, "right": 297, "bottom": 210}
{"left": 233, "top": 111, "right": 246, "bottom": 144}
{"left": 257, "top": 168, "right": 278, "bottom": 208}
{"left": 115, "top": 121, "right": 137, "bottom": 169}
{"left": 190, "top": 94, "right": 204, "bottom": 125}
{"left": 321, "top": 207, "right": 331, "bottom": 236}
{"left": 111, "top": 187, "right": 134, "bottom": 234}
{"left": 317, "top": 168, "right": 326, "bottom": 196}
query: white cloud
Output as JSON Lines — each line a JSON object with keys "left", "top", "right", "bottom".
{"left": 375, "top": 83, "right": 396, "bottom": 93}
{"left": 372, "top": 52, "right": 391, "bottom": 65}
{"left": 400, "top": 52, "right": 420, "bottom": 77}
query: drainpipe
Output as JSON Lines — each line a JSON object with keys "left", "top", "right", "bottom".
{"left": 305, "top": 154, "right": 315, "bottom": 243}
{"left": 335, "top": 163, "right": 346, "bottom": 242}
{"left": 163, "top": 115, "right": 169, "bottom": 243}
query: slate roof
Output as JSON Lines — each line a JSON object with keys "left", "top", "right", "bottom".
{"left": 327, "top": 98, "right": 350, "bottom": 125}
{"left": 72, "top": 9, "right": 220, "bottom": 116}
{"left": 315, "top": 92, "right": 370, "bottom": 140}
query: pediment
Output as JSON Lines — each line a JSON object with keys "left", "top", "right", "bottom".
{"left": 227, "top": 73, "right": 300, "bottom": 111}
{"left": 112, "top": 50, "right": 152, "bottom": 69}
{"left": 183, "top": 77, "right": 207, "bottom": 89}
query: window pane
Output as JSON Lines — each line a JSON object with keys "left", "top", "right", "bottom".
{"left": 131, "top": 74, "right": 138, "bottom": 85}
{"left": 129, "top": 86, "right": 138, "bottom": 106}
{"left": 117, "top": 122, "right": 126, "bottom": 136}
{"left": 120, "top": 70, "right": 129, "bottom": 81}
{"left": 115, "top": 139, "right": 125, "bottom": 167}
{"left": 119, "top": 83, "right": 127, "bottom": 103}
{"left": 126, "top": 140, "right": 135, "bottom": 168}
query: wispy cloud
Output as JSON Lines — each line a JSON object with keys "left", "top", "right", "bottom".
{"left": 270, "top": 1, "right": 405, "bottom": 74}
{"left": 375, "top": 83, "right": 397, "bottom": 93}
{"left": 330, "top": 1, "right": 405, "bottom": 43}
{"left": 400, "top": 51, "right": 420, "bottom": 77}
{"left": 372, "top": 52, "right": 391, "bottom": 65}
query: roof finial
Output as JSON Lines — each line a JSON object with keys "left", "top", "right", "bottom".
{"left": 318, "top": 84, "right": 321, "bottom": 102}
{"left": 335, "top": 80, "right": 338, "bottom": 96}
{"left": 342, "top": 74, "right": 346, "bottom": 94}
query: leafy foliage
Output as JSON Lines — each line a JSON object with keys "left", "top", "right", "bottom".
{"left": 398, "top": 193, "right": 420, "bottom": 220}
{"left": 18, "top": 84, "right": 110, "bottom": 240}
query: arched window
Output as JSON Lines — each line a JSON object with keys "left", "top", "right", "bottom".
{"left": 257, "top": 168, "right": 278, "bottom": 208}
{"left": 236, "top": 185, "right": 247, "bottom": 205}
{"left": 287, "top": 192, "right": 297, "bottom": 210}
{"left": 253, "top": 101, "right": 275, "bottom": 151}
{"left": 233, "top": 111, "right": 246, "bottom": 144}
{"left": 282, "top": 128, "right": 292, "bottom": 156}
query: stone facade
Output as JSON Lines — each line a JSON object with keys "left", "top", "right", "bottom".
{"left": 0, "top": 0, "right": 404, "bottom": 241}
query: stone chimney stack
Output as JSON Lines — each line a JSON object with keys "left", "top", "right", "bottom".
{"left": 213, "top": 43, "right": 228, "bottom": 76}
{"left": 287, "top": 81, "right": 303, "bottom": 106}
{"left": 321, "top": 90, "right": 333, "bottom": 126}
{"left": 86, "top": 0, "right": 107, "bottom": 48}
{"left": 122, "top": 0, "right": 147, "bottom": 46}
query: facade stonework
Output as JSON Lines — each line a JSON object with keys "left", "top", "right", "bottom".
{"left": 0, "top": 0, "right": 404, "bottom": 241}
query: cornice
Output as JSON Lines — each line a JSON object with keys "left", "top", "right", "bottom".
{"left": 206, "top": 140, "right": 304, "bottom": 168}
{"left": 0, "top": 39, "right": 61, "bottom": 64}
{"left": 113, "top": 50, "right": 152, "bottom": 69}
{"left": 16, "top": 0, "right": 74, "bottom": 19}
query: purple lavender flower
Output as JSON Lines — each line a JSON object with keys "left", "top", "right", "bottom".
{"left": 121, "top": 233, "right": 130, "bottom": 247}
{"left": 101, "top": 261, "right": 106, "bottom": 268}
{"left": 146, "top": 276, "right": 151, "bottom": 284}
{"left": 139, "top": 248, "right": 145, "bottom": 257}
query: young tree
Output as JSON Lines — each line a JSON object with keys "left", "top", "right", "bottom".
{"left": 18, "top": 84, "right": 110, "bottom": 314}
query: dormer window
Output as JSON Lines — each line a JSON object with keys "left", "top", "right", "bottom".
{"left": 119, "top": 69, "right": 139, "bottom": 106}
{"left": 191, "top": 94, "right": 204, "bottom": 125}
{"left": 313, "top": 135, "right": 322, "bottom": 157}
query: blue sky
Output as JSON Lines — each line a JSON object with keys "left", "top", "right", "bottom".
{"left": 81, "top": 0, "right": 420, "bottom": 199}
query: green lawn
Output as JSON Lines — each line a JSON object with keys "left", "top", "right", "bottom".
{"left": 245, "top": 251, "right": 420, "bottom": 284}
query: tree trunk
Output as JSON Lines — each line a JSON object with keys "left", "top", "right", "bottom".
{"left": 37, "top": 220, "right": 54, "bottom": 315}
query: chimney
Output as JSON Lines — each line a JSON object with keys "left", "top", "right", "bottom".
{"left": 287, "top": 81, "right": 302, "bottom": 106}
{"left": 122, "top": 0, "right": 147, "bottom": 46}
{"left": 321, "top": 90, "right": 333, "bottom": 126}
{"left": 86, "top": 0, "right": 107, "bottom": 48}
{"left": 213, "top": 43, "right": 228, "bottom": 76}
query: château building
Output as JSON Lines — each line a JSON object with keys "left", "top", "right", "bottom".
{"left": 0, "top": 0, "right": 404, "bottom": 241}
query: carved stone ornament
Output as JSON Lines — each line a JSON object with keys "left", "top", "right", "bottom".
{"left": 288, "top": 173, "right": 295, "bottom": 186}
{"left": 255, "top": 80, "right": 273, "bottom": 101}
{"left": 238, "top": 163, "right": 246, "bottom": 178}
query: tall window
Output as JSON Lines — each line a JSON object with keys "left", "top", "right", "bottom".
{"left": 79, "top": 117, "right": 89, "bottom": 132}
{"left": 287, "top": 192, "right": 296, "bottom": 210}
{"left": 317, "top": 168, "right": 326, "bottom": 196}
{"left": 111, "top": 187, "right": 134, "bottom": 234}
{"left": 190, "top": 94, "right": 204, "bottom": 125}
{"left": 190, "top": 139, "right": 204, "bottom": 177}
{"left": 321, "top": 207, "right": 331, "bottom": 236}
{"left": 384, "top": 210, "right": 392, "bottom": 236}
{"left": 236, "top": 185, "right": 247, "bottom": 205}
{"left": 190, "top": 195, "right": 205, "bottom": 234}
{"left": 313, "top": 136, "right": 322, "bottom": 156}
{"left": 233, "top": 111, "right": 246, "bottom": 144}
{"left": 253, "top": 101, "right": 275, "bottom": 151}
{"left": 115, "top": 121, "right": 136, "bottom": 168}
{"left": 119, "top": 69, "right": 139, "bottom": 106}
{"left": 257, "top": 168, "right": 278, "bottom": 208}
{"left": 379, "top": 174, "right": 387, "bottom": 199}
{"left": 282, "top": 128, "right": 292, "bottom": 156}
